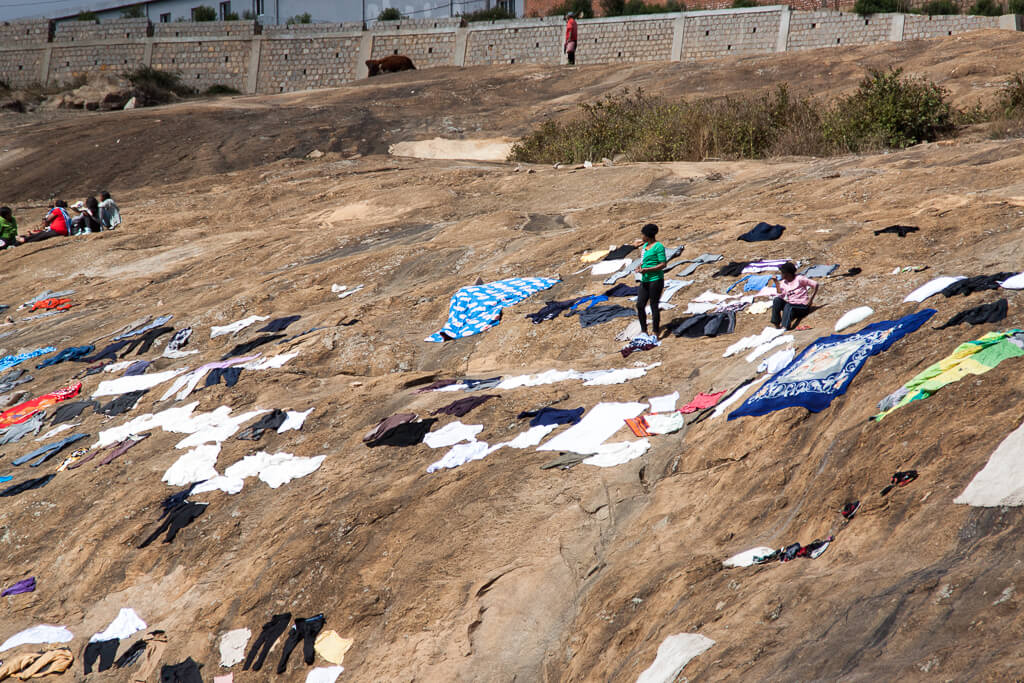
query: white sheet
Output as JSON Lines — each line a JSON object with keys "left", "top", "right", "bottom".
{"left": 582, "top": 439, "right": 650, "bottom": 467}
{"left": 1000, "top": 272, "right": 1024, "bottom": 289}
{"left": 219, "top": 628, "right": 251, "bottom": 667}
{"left": 903, "top": 276, "right": 965, "bottom": 303}
{"left": 423, "top": 422, "right": 482, "bottom": 449}
{"left": 590, "top": 258, "right": 631, "bottom": 275}
{"left": 0, "top": 625, "right": 74, "bottom": 652}
{"left": 90, "top": 608, "right": 146, "bottom": 642}
{"left": 723, "top": 547, "right": 775, "bottom": 568}
{"left": 648, "top": 392, "right": 679, "bottom": 413}
{"left": 92, "top": 368, "right": 188, "bottom": 398}
{"left": 724, "top": 327, "right": 784, "bottom": 358}
{"left": 210, "top": 315, "right": 268, "bottom": 338}
{"left": 834, "top": 306, "right": 874, "bottom": 332}
{"left": 538, "top": 402, "right": 646, "bottom": 454}
{"left": 636, "top": 633, "right": 715, "bottom": 683}
{"left": 955, "top": 419, "right": 1024, "bottom": 506}
{"left": 306, "top": 666, "right": 344, "bottom": 683}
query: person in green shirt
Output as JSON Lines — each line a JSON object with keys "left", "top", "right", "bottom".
{"left": 634, "top": 222, "right": 667, "bottom": 336}
{"left": 0, "top": 207, "right": 17, "bottom": 248}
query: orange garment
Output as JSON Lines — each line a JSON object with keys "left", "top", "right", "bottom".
{"left": 29, "top": 298, "right": 72, "bottom": 312}
{"left": 0, "top": 383, "right": 82, "bottom": 429}
{"left": 625, "top": 416, "right": 651, "bottom": 437}
{"left": 680, "top": 390, "right": 728, "bottom": 414}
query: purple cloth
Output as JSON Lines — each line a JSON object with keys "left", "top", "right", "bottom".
{"left": 2, "top": 577, "right": 35, "bottom": 596}
{"left": 123, "top": 360, "right": 151, "bottom": 376}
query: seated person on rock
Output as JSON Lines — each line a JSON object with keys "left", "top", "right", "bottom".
{"left": 768, "top": 261, "right": 817, "bottom": 330}
{"left": 98, "top": 191, "right": 120, "bottom": 229}
{"left": 17, "top": 200, "right": 71, "bottom": 244}
{"left": 0, "top": 207, "right": 18, "bottom": 248}
{"left": 69, "top": 198, "right": 101, "bottom": 235}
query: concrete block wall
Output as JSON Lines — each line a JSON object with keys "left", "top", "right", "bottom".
{"left": 262, "top": 22, "right": 362, "bottom": 36}
{"left": 257, "top": 35, "right": 361, "bottom": 92}
{"left": 372, "top": 17, "right": 463, "bottom": 30}
{"left": 0, "top": 50, "right": 43, "bottom": 87}
{"left": 683, "top": 8, "right": 782, "bottom": 59}
{"left": 153, "top": 20, "right": 256, "bottom": 38}
{"left": 578, "top": 15, "right": 675, "bottom": 63}
{"left": 787, "top": 10, "right": 893, "bottom": 50}
{"left": 0, "top": 19, "right": 51, "bottom": 48}
{"left": 151, "top": 40, "right": 251, "bottom": 91}
{"left": 370, "top": 31, "right": 457, "bottom": 67}
{"left": 0, "top": 10, "right": 1017, "bottom": 95}
{"left": 49, "top": 44, "right": 146, "bottom": 84}
{"left": 53, "top": 18, "right": 149, "bottom": 42}
{"left": 903, "top": 13, "right": 998, "bottom": 39}
{"left": 465, "top": 23, "right": 562, "bottom": 65}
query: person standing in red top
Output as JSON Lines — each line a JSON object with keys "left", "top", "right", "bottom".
{"left": 564, "top": 12, "right": 578, "bottom": 65}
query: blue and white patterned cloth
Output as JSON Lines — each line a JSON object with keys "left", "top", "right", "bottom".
{"left": 728, "top": 309, "right": 935, "bottom": 419}
{"left": 426, "top": 277, "right": 559, "bottom": 342}
{"left": 0, "top": 346, "right": 56, "bottom": 373}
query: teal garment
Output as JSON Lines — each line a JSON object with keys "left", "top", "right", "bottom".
{"left": 0, "top": 216, "right": 17, "bottom": 243}
{"left": 640, "top": 241, "right": 666, "bottom": 283}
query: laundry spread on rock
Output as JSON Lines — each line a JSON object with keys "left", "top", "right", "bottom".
{"left": 730, "top": 310, "right": 935, "bottom": 419}
{"left": 426, "top": 277, "right": 559, "bottom": 341}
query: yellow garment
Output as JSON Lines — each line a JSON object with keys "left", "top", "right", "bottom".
{"left": 314, "top": 630, "right": 353, "bottom": 665}
{"left": 0, "top": 649, "right": 73, "bottom": 681}
{"left": 580, "top": 249, "right": 610, "bottom": 263}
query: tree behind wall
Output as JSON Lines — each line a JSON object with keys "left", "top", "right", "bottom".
{"left": 192, "top": 5, "right": 217, "bottom": 20}
{"left": 547, "top": 0, "right": 594, "bottom": 16}
{"left": 285, "top": 12, "right": 312, "bottom": 23}
{"left": 378, "top": 7, "right": 402, "bottom": 19}
{"left": 121, "top": 4, "right": 146, "bottom": 17}
{"left": 75, "top": 10, "right": 98, "bottom": 20}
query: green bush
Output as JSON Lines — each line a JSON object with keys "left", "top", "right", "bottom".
{"left": 120, "top": 4, "right": 145, "bottom": 17}
{"left": 823, "top": 68, "right": 953, "bottom": 151}
{"left": 968, "top": 0, "right": 1002, "bottom": 13}
{"left": 242, "top": 9, "right": 255, "bottom": 18}
{"left": 377, "top": 7, "right": 402, "bottom": 19}
{"left": 732, "top": 0, "right": 758, "bottom": 7}
{"left": 461, "top": 6, "right": 516, "bottom": 20}
{"left": 224, "top": 11, "right": 239, "bottom": 19}
{"left": 285, "top": 12, "right": 312, "bottom": 23}
{"left": 1010, "top": 0, "right": 1024, "bottom": 12}
{"left": 853, "top": 0, "right": 909, "bottom": 14}
{"left": 920, "top": 0, "right": 959, "bottom": 12}
{"left": 123, "top": 65, "right": 195, "bottom": 105}
{"left": 191, "top": 5, "right": 217, "bottom": 20}
{"left": 75, "top": 10, "right": 98, "bottom": 21}
{"left": 509, "top": 86, "right": 827, "bottom": 163}
{"left": 547, "top": 0, "right": 594, "bottom": 16}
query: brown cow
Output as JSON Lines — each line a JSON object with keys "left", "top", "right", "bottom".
{"left": 365, "top": 55, "right": 416, "bottom": 77}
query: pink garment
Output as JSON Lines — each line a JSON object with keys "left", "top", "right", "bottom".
{"left": 679, "top": 390, "right": 728, "bottom": 414}
{"left": 777, "top": 275, "right": 817, "bottom": 306}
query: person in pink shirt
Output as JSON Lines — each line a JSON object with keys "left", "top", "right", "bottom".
{"left": 769, "top": 262, "right": 818, "bottom": 330}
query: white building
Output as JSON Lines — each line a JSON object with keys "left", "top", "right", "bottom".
{"left": 2, "top": 0, "right": 518, "bottom": 25}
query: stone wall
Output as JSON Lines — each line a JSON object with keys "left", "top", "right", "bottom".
{"left": 578, "top": 15, "right": 675, "bottom": 63}
{"left": 0, "top": 49, "right": 43, "bottom": 87}
{"left": 153, "top": 20, "right": 256, "bottom": 39}
{"left": 682, "top": 8, "right": 781, "bottom": 59}
{"left": 53, "top": 18, "right": 149, "bottom": 43}
{"left": 465, "top": 21, "right": 562, "bottom": 65}
{"left": 903, "top": 13, "right": 999, "bottom": 39}
{"left": 0, "top": 10, "right": 1016, "bottom": 95}
{"left": 49, "top": 44, "right": 146, "bottom": 85}
{"left": 0, "top": 19, "right": 51, "bottom": 48}
{"left": 151, "top": 40, "right": 252, "bottom": 91}
{"left": 257, "top": 35, "right": 362, "bottom": 93}
{"left": 787, "top": 10, "right": 893, "bottom": 50}
{"left": 370, "top": 31, "right": 457, "bottom": 67}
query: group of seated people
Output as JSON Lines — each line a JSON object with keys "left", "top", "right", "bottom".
{"left": 0, "top": 192, "right": 121, "bottom": 248}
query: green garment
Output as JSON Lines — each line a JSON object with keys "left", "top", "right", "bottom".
{"left": 0, "top": 216, "right": 17, "bottom": 243}
{"left": 640, "top": 241, "right": 666, "bottom": 283}
{"left": 875, "top": 329, "right": 1024, "bottom": 421}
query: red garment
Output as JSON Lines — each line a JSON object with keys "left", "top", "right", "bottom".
{"left": 30, "top": 298, "right": 73, "bottom": 312}
{"left": 679, "top": 390, "right": 728, "bottom": 414}
{"left": 0, "top": 383, "right": 81, "bottom": 428}
{"left": 46, "top": 208, "right": 69, "bottom": 236}
{"left": 565, "top": 17, "right": 577, "bottom": 43}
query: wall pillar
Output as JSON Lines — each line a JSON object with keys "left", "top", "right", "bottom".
{"left": 39, "top": 46, "right": 51, "bottom": 86}
{"left": 998, "top": 13, "right": 1021, "bottom": 30}
{"left": 356, "top": 31, "right": 373, "bottom": 79}
{"left": 247, "top": 36, "right": 261, "bottom": 94}
{"left": 775, "top": 5, "right": 790, "bottom": 52}
{"left": 670, "top": 13, "right": 686, "bottom": 61}
{"left": 889, "top": 13, "right": 905, "bottom": 41}
{"left": 142, "top": 39, "right": 153, "bottom": 66}
{"left": 453, "top": 26, "right": 468, "bottom": 66}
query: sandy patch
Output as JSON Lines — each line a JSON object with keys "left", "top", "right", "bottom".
{"left": 389, "top": 137, "right": 513, "bottom": 162}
